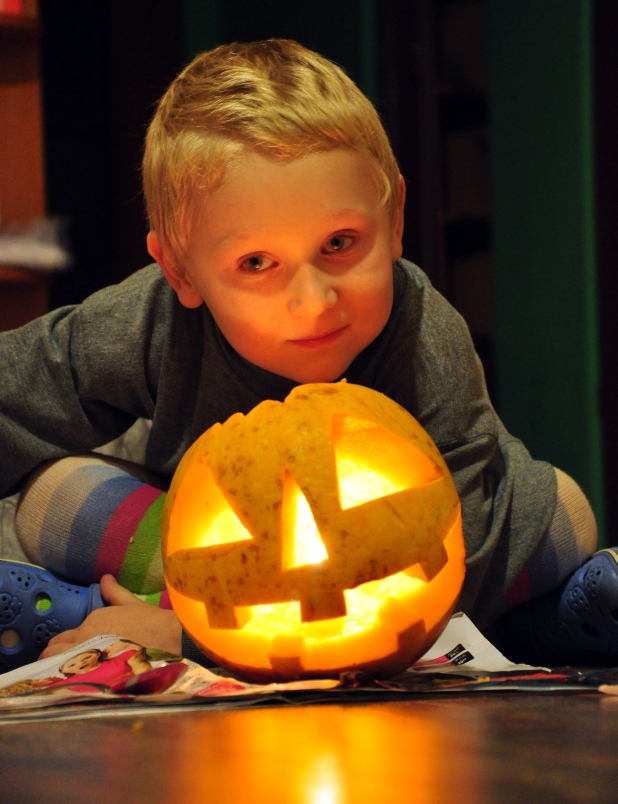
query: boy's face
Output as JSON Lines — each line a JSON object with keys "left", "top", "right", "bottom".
{"left": 149, "top": 148, "right": 404, "bottom": 383}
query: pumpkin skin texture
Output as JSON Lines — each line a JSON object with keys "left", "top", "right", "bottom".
{"left": 162, "top": 382, "right": 465, "bottom": 682}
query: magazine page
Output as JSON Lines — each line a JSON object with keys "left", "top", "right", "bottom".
{"left": 0, "top": 635, "right": 338, "bottom": 712}
{"left": 407, "top": 611, "right": 544, "bottom": 675}
{"left": 0, "top": 613, "right": 615, "bottom": 722}
{"left": 0, "top": 636, "right": 190, "bottom": 710}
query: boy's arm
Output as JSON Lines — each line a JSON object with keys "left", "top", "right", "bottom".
{"left": 375, "top": 261, "right": 558, "bottom": 630}
{"left": 40, "top": 575, "right": 183, "bottom": 659}
{"left": 0, "top": 266, "right": 168, "bottom": 498}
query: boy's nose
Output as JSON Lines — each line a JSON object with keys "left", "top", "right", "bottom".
{"left": 288, "top": 263, "right": 338, "bottom": 316}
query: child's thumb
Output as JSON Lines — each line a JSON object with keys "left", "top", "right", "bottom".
{"left": 99, "top": 574, "right": 140, "bottom": 606}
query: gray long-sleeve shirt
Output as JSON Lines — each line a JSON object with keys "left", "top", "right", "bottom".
{"left": 0, "top": 259, "right": 556, "bottom": 628}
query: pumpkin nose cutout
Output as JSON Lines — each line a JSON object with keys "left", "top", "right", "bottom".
{"left": 281, "top": 471, "right": 329, "bottom": 570}
{"left": 332, "top": 415, "right": 443, "bottom": 510}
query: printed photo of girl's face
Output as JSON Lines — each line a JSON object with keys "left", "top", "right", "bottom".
{"left": 59, "top": 650, "right": 101, "bottom": 675}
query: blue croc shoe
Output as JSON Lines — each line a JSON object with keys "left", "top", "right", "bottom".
{"left": 0, "top": 560, "right": 104, "bottom": 673}
{"left": 492, "top": 549, "right": 618, "bottom": 667}
{"left": 526, "top": 548, "right": 618, "bottom": 666}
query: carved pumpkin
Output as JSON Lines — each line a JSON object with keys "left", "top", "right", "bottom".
{"left": 162, "top": 382, "right": 465, "bottom": 682}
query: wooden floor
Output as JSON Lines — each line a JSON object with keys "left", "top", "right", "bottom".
{"left": 1, "top": 693, "right": 617, "bottom": 803}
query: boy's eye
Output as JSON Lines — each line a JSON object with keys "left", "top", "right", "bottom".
{"left": 239, "top": 254, "right": 276, "bottom": 272}
{"left": 322, "top": 234, "right": 355, "bottom": 254}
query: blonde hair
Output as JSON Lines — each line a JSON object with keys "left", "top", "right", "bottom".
{"left": 143, "top": 39, "right": 400, "bottom": 263}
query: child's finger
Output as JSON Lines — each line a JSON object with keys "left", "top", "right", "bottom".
{"left": 99, "top": 574, "right": 140, "bottom": 606}
{"left": 39, "top": 628, "right": 81, "bottom": 659}
{"left": 46, "top": 628, "right": 79, "bottom": 648}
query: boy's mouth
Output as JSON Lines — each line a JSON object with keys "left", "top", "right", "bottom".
{"left": 288, "top": 325, "right": 349, "bottom": 348}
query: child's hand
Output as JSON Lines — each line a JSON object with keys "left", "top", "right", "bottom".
{"left": 39, "top": 575, "right": 183, "bottom": 659}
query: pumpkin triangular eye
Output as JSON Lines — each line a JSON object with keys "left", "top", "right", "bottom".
{"left": 203, "top": 505, "right": 253, "bottom": 547}
{"left": 332, "top": 415, "right": 443, "bottom": 510}
{"left": 281, "top": 470, "right": 329, "bottom": 569}
{"left": 168, "top": 460, "right": 253, "bottom": 552}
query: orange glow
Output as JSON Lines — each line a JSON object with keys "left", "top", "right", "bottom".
{"left": 206, "top": 508, "right": 252, "bottom": 547}
{"left": 281, "top": 473, "right": 329, "bottom": 569}
{"left": 333, "top": 415, "right": 442, "bottom": 509}
{"left": 337, "top": 456, "right": 405, "bottom": 509}
{"left": 166, "top": 703, "right": 482, "bottom": 803}
{"left": 167, "top": 516, "right": 463, "bottom": 677}
{"left": 162, "top": 382, "right": 466, "bottom": 682}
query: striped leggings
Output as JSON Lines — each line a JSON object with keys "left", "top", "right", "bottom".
{"left": 15, "top": 456, "right": 169, "bottom": 607}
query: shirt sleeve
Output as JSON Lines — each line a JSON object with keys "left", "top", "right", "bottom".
{"left": 0, "top": 266, "right": 170, "bottom": 497}
{"left": 416, "top": 273, "right": 558, "bottom": 628}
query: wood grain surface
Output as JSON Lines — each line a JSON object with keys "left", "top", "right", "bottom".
{"left": 1, "top": 694, "right": 617, "bottom": 803}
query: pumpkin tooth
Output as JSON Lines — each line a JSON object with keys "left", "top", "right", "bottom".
{"left": 377, "top": 595, "right": 422, "bottom": 634}
{"left": 403, "top": 563, "right": 430, "bottom": 582}
{"left": 419, "top": 540, "right": 449, "bottom": 581}
{"left": 300, "top": 589, "right": 347, "bottom": 622}
{"left": 269, "top": 633, "right": 307, "bottom": 659}
{"left": 204, "top": 597, "right": 238, "bottom": 630}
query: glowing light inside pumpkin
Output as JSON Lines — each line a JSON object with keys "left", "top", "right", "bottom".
{"left": 333, "top": 417, "right": 442, "bottom": 510}
{"left": 249, "top": 457, "right": 427, "bottom": 634}
{"left": 191, "top": 423, "right": 434, "bottom": 628}
{"left": 283, "top": 479, "right": 329, "bottom": 569}
{"left": 336, "top": 456, "right": 406, "bottom": 509}
{"left": 245, "top": 571, "right": 426, "bottom": 638}
{"left": 206, "top": 507, "right": 252, "bottom": 546}
{"left": 281, "top": 448, "right": 409, "bottom": 572}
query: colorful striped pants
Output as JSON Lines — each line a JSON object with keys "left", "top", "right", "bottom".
{"left": 15, "top": 455, "right": 170, "bottom": 607}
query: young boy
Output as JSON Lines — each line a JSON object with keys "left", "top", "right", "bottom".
{"left": 0, "top": 39, "right": 614, "bottom": 671}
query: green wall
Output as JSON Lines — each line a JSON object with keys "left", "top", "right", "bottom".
{"left": 488, "top": 0, "right": 605, "bottom": 538}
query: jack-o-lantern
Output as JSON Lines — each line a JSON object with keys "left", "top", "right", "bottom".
{"left": 162, "top": 382, "right": 465, "bottom": 682}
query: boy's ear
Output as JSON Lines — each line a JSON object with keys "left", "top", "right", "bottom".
{"left": 390, "top": 175, "right": 406, "bottom": 262}
{"left": 146, "top": 232, "right": 203, "bottom": 309}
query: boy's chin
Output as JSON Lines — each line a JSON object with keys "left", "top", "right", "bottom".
{"left": 261, "top": 358, "right": 351, "bottom": 385}
{"left": 246, "top": 344, "right": 359, "bottom": 384}
{"left": 279, "top": 365, "right": 351, "bottom": 385}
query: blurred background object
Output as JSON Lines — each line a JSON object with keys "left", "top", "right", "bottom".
{"left": 0, "top": 217, "right": 69, "bottom": 270}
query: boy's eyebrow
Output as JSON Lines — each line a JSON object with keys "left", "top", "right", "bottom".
{"left": 214, "top": 209, "right": 374, "bottom": 250}
{"left": 324, "top": 207, "right": 374, "bottom": 222}
{"left": 213, "top": 231, "right": 262, "bottom": 251}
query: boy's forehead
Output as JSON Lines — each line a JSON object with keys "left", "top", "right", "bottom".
{"left": 198, "top": 149, "right": 385, "bottom": 236}
{"left": 221, "top": 147, "right": 377, "bottom": 186}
